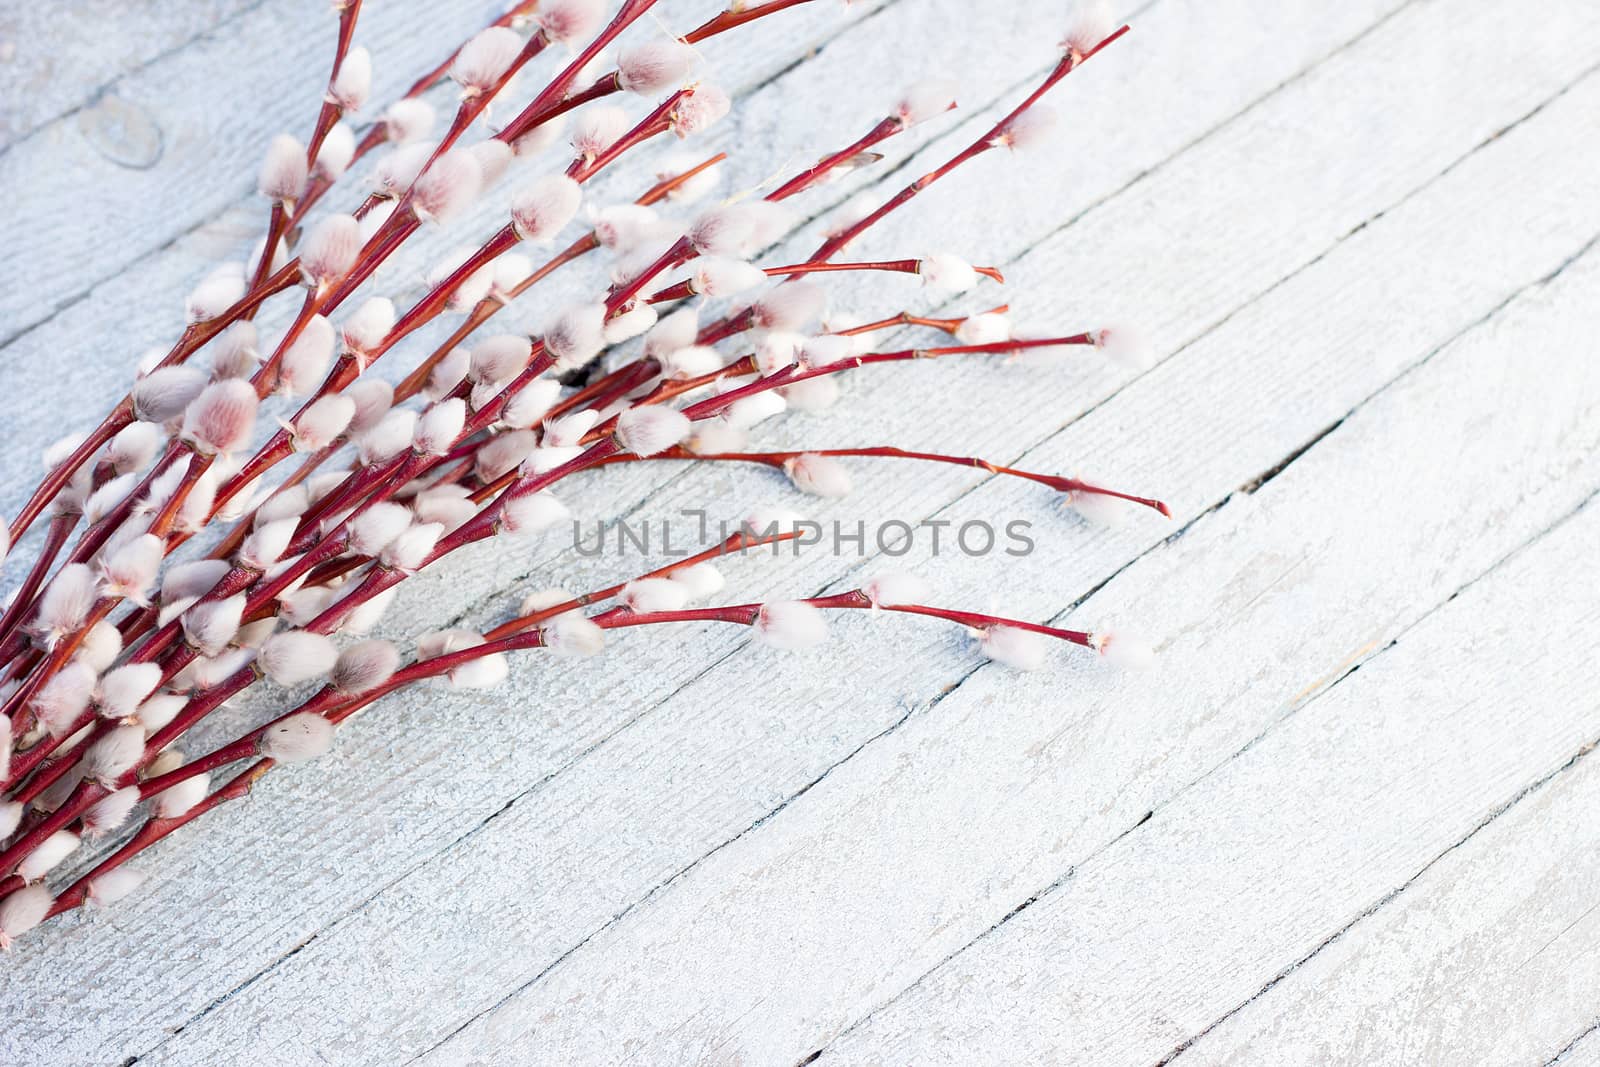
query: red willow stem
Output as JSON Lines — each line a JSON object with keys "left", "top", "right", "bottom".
{"left": 594, "top": 447, "right": 1172, "bottom": 517}
{"left": 4, "top": 407, "right": 130, "bottom": 546}
{"left": 834, "top": 304, "right": 1009, "bottom": 336}
{"left": 4, "top": 449, "right": 216, "bottom": 701}
{"left": 610, "top": 112, "right": 927, "bottom": 323}
{"left": 47, "top": 760, "right": 275, "bottom": 919}
{"left": 539, "top": 110, "right": 926, "bottom": 405}
{"left": 0, "top": 591, "right": 120, "bottom": 737}
{"left": 494, "top": 0, "right": 661, "bottom": 147}
{"left": 299, "top": 433, "right": 614, "bottom": 636}
{"left": 36, "top": 532, "right": 819, "bottom": 919}
{"left": 591, "top": 335, "right": 1099, "bottom": 434}
{"left": 260, "top": 0, "right": 363, "bottom": 281}
{"left": 544, "top": 359, "right": 661, "bottom": 425}
{"left": 146, "top": 451, "right": 212, "bottom": 539}
{"left": 318, "top": 209, "right": 420, "bottom": 317}
{"left": 390, "top": 152, "right": 726, "bottom": 404}
{"left": 251, "top": 201, "right": 290, "bottom": 293}
{"left": 647, "top": 258, "right": 1004, "bottom": 303}
{"left": 685, "top": 0, "right": 817, "bottom": 42}
{"left": 589, "top": 593, "right": 1096, "bottom": 651}
{"left": 766, "top": 116, "right": 905, "bottom": 201}
{"left": 324, "top": 0, "right": 542, "bottom": 200}
{"left": 661, "top": 46, "right": 1117, "bottom": 355}
{"left": 419, "top": 31, "right": 550, "bottom": 183}
{"left": 47, "top": 541, "right": 1015, "bottom": 866}
{"left": 409, "top": 1, "right": 540, "bottom": 97}
{"left": 878, "top": 602, "right": 1094, "bottom": 645}
{"left": 0, "top": 514, "right": 75, "bottom": 661}
{"left": 768, "top": 259, "right": 1002, "bottom": 282}
{"left": 575, "top": 332, "right": 1097, "bottom": 487}
{"left": 118, "top": 531, "right": 804, "bottom": 831}
{"left": 2, "top": 439, "right": 187, "bottom": 679}
{"left": 810, "top": 25, "right": 1129, "bottom": 263}
{"left": 399, "top": 227, "right": 525, "bottom": 349}
{"left": 155, "top": 263, "right": 302, "bottom": 373}
{"left": 568, "top": 91, "right": 686, "bottom": 183}
{"left": 492, "top": 0, "right": 820, "bottom": 149}
{"left": 12, "top": 523, "right": 789, "bottom": 872}
{"left": 483, "top": 529, "right": 804, "bottom": 640}
{"left": 2, "top": 720, "right": 83, "bottom": 794}
{"left": 50, "top": 446, "right": 186, "bottom": 579}
{"left": 500, "top": 334, "right": 1089, "bottom": 497}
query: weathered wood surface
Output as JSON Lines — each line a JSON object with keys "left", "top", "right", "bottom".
{"left": 2, "top": 0, "right": 1598, "bottom": 1063}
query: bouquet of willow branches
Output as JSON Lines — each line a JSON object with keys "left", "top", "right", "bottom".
{"left": 0, "top": 0, "right": 1164, "bottom": 947}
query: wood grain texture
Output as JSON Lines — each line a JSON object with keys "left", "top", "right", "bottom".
{"left": 408, "top": 145, "right": 1600, "bottom": 1065}
{"left": 0, "top": 0, "right": 888, "bottom": 351}
{"left": 0, "top": 0, "right": 260, "bottom": 147}
{"left": 1179, "top": 735, "right": 1600, "bottom": 1065}
{"left": 2, "top": 0, "right": 1598, "bottom": 1063}
{"left": 808, "top": 492, "right": 1600, "bottom": 1067}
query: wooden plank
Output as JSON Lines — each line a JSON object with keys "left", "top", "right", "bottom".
{"left": 114, "top": 6, "right": 1600, "bottom": 1065}
{"left": 0, "top": 0, "right": 892, "bottom": 352}
{"left": 1172, "top": 751, "right": 1600, "bottom": 1064}
{"left": 802, "top": 502, "right": 1600, "bottom": 1066}
{"left": 0, "top": 0, "right": 258, "bottom": 148}
{"left": 411, "top": 246, "right": 1600, "bottom": 1066}
{"left": 0, "top": 0, "right": 481, "bottom": 347}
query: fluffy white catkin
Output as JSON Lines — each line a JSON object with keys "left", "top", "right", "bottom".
{"left": 258, "top": 713, "right": 336, "bottom": 763}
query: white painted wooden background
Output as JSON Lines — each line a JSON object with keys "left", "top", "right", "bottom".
{"left": 2, "top": 0, "right": 1599, "bottom": 1062}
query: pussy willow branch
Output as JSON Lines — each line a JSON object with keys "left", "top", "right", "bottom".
{"left": 43, "top": 577, "right": 1084, "bottom": 921}
{"left": 220, "top": 94, "right": 976, "bottom": 637}
{"left": 27, "top": 527, "right": 799, "bottom": 901}
{"left": 0, "top": 7, "right": 1140, "bottom": 925}
{"left": 199, "top": 152, "right": 728, "bottom": 556}
{"left": 10, "top": 171, "right": 630, "bottom": 837}
{"left": 4, "top": 72, "right": 711, "bottom": 685}
{"left": 323, "top": 326, "right": 1103, "bottom": 643}
{"left": 593, "top": 447, "right": 1172, "bottom": 516}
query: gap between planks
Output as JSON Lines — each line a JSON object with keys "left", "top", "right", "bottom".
{"left": 117, "top": 3, "right": 1438, "bottom": 1056}
{"left": 118, "top": 4, "right": 1600, "bottom": 1062}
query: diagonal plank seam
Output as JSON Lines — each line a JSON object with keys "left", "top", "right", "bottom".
{"left": 812, "top": 484, "right": 1600, "bottom": 1067}
{"left": 99, "top": 2, "right": 1567, "bottom": 1054}
{"left": 1160, "top": 730, "right": 1600, "bottom": 1060}
{"left": 143, "top": 12, "right": 1585, "bottom": 1054}
{"left": 414, "top": 173, "right": 1600, "bottom": 1067}
{"left": 125, "top": 631, "right": 753, "bottom": 1064}
{"left": 408, "top": 698, "right": 930, "bottom": 1063}
{"left": 1546, "top": 1019, "right": 1600, "bottom": 1066}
